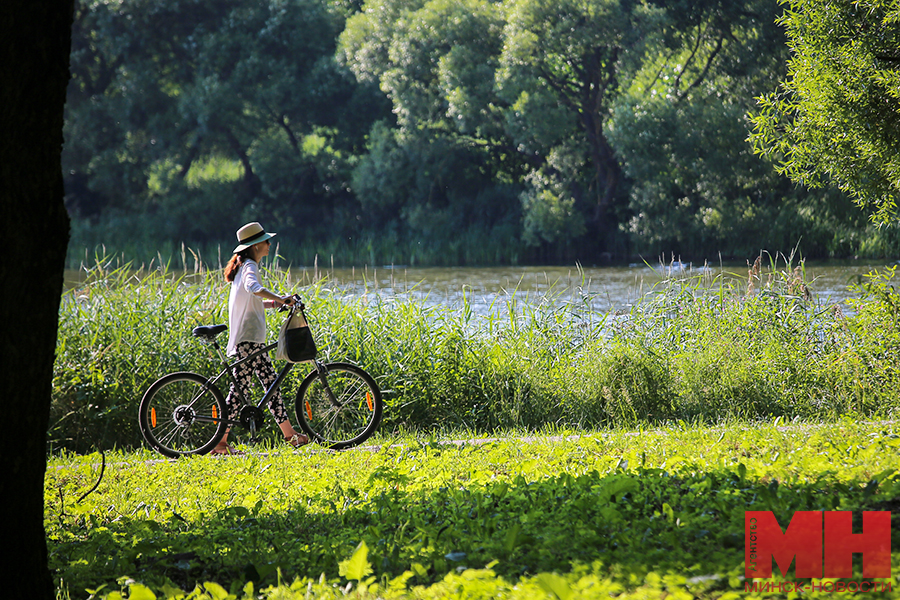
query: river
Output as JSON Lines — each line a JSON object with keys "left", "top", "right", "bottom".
{"left": 283, "top": 260, "right": 893, "bottom": 315}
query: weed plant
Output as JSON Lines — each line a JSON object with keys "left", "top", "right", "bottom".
{"left": 46, "top": 420, "right": 900, "bottom": 598}
{"left": 52, "top": 253, "right": 900, "bottom": 453}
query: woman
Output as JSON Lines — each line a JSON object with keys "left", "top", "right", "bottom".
{"left": 215, "top": 221, "right": 309, "bottom": 455}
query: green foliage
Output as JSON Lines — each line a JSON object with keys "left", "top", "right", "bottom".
{"left": 339, "top": 0, "right": 529, "bottom": 265}
{"left": 611, "top": 94, "right": 788, "bottom": 257}
{"left": 495, "top": 0, "right": 655, "bottom": 244}
{"left": 749, "top": 0, "right": 900, "bottom": 222}
{"left": 65, "top": 0, "right": 390, "bottom": 257}
{"left": 342, "top": 0, "right": 506, "bottom": 135}
{"left": 65, "top": 0, "right": 900, "bottom": 264}
{"left": 840, "top": 266, "right": 900, "bottom": 411}
{"left": 349, "top": 124, "right": 527, "bottom": 266}
{"left": 52, "top": 260, "right": 228, "bottom": 451}
{"left": 46, "top": 422, "right": 900, "bottom": 598}
{"left": 519, "top": 149, "right": 589, "bottom": 246}
{"left": 605, "top": 0, "right": 844, "bottom": 259}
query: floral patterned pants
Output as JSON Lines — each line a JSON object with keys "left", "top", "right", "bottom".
{"left": 226, "top": 341, "right": 289, "bottom": 424}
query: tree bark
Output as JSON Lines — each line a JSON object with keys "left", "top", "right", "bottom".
{"left": 0, "top": 1, "right": 74, "bottom": 598}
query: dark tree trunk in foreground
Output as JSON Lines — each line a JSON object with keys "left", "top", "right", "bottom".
{"left": 0, "top": 1, "right": 74, "bottom": 597}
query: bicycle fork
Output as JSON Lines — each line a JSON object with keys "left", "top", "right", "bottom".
{"left": 314, "top": 361, "right": 342, "bottom": 408}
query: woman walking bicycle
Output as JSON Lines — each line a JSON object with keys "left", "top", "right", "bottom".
{"left": 138, "top": 220, "right": 384, "bottom": 458}
{"left": 217, "top": 221, "right": 308, "bottom": 455}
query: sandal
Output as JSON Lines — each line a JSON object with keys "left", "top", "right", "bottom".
{"left": 210, "top": 441, "right": 244, "bottom": 456}
{"left": 286, "top": 433, "right": 309, "bottom": 448}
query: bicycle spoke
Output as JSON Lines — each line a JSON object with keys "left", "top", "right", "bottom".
{"left": 296, "top": 363, "right": 383, "bottom": 449}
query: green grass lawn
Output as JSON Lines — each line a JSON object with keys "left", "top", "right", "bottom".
{"left": 46, "top": 419, "right": 900, "bottom": 599}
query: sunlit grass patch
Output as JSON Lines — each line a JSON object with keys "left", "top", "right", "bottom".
{"left": 46, "top": 420, "right": 900, "bottom": 598}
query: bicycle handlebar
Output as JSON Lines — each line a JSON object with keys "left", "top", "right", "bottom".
{"left": 277, "top": 294, "right": 304, "bottom": 312}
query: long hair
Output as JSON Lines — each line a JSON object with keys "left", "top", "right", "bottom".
{"left": 224, "top": 249, "right": 254, "bottom": 282}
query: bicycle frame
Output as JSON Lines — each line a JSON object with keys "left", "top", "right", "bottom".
{"left": 211, "top": 340, "right": 290, "bottom": 404}
{"left": 194, "top": 333, "right": 337, "bottom": 436}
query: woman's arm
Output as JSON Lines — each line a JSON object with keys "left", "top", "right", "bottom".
{"left": 261, "top": 295, "right": 294, "bottom": 309}
{"left": 257, "top": 291, "right": 294, "bottom": 308}
{"left": 243, "top": 261, "right": 294, "bottom": 308}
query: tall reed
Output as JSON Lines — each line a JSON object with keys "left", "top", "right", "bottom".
{"left": 52, "top": 254, "right": 900, "bottom": 453}
{"left": 53, "top": 259, "right": 227, "bottom": 451}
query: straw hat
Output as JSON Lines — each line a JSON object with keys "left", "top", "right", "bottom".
{"left": 233, "top": 222, "right": 276, "bottom": 253}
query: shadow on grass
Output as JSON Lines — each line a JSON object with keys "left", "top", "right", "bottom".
{"left": 49, "top": 461, "right": 900, "bottom": 597}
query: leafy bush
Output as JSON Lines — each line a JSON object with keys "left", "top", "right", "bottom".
{"left": 836, "top": 266, "right": 900, "bottom": 413}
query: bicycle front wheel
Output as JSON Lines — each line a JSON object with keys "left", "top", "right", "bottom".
{"left": 295, "top": 362, "right": 383, "bottom": 449}
{"left": 138, "top": 372, "right": 228, "bottom": 458}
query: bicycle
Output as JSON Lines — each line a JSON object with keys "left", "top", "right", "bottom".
{"left": 138, "top": 297, "right": 383, "bottom": 458}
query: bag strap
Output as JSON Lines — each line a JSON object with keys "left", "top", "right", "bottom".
{"left": 283, "top": 300, "right": 308, "bottom": 329}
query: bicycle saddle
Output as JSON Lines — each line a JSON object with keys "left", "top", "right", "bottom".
{"left": 191, "top": 324, "right": 227, "bottom": 339}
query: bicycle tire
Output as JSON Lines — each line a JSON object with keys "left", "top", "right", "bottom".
{"left": 295, "top": 362, "right": 383, "bottom": 449}
{"left": 138, "top": 372, "right": 228, "bottom": 458}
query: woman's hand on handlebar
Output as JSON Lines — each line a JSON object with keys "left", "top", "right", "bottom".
{"left": 275, "top": 296, "right": 293, "bottom": 311}
{"left": 277, "top": 294, "right": 303, "bottom": 311}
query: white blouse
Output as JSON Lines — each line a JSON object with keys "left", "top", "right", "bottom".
{"left": 226, "top": 259, "right": 267, "bottom": 355}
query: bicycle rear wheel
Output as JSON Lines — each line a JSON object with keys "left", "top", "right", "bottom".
{"left": 295, "top": 362, "right": 383, "bottom": 449}
{"left": 138, "top": 372, "right": 228, "bottom": 458}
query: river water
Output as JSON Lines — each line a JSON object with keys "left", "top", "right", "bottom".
{"left": 284, "top": 260, "right": 893, "bottom": 315}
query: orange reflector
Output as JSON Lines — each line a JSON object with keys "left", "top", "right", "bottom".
{"left": 366, "top": 392, "right": 374, "bottom": 411}
{"left": 150, "top": 407, "right": 157, "bottom": 428}
{"left": 212, "top": 404, "right": 218, "bottom": 420}
{"left": 305, "top": 400, "right": 312, "bottom": 421}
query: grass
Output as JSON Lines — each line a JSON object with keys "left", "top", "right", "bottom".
{"left": 46, "top": 420, "right": 900, "bottom": 599}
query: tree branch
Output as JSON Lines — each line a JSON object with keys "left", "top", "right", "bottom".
{"left": 674, "top": 19, "right": 707, "bottom": 94}
{"left": 679, "top": 33, "right": 726, "bottom": 99}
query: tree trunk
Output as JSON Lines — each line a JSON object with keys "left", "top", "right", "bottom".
{"left": 0, "top": 1, "right": 74, "bottom": 598}
{"left": 221, "top": 125, "right": 263, "bottom": 200}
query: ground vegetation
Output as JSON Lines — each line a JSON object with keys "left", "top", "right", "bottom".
{"left": 47, "top": 422, "right": 900, "bottom": 598}
{"left": 51, "top": 259, "right": 900, "bottom": 454}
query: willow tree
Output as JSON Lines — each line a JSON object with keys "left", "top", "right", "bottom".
{"left": 341, "top": 0, "right": 661, "bottom": 252}
{"left": 497, "top": 0, "right": 660, "bottom": 243}
{"left": 750, "top": 0, "right": 900, "bottom": 222}
{"left": 340, "top": 0, "right": 529, "bottom": 263}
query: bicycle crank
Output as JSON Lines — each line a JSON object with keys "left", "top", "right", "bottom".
{"left": 239, "top": 405, "right": 266, "bottom": 436}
